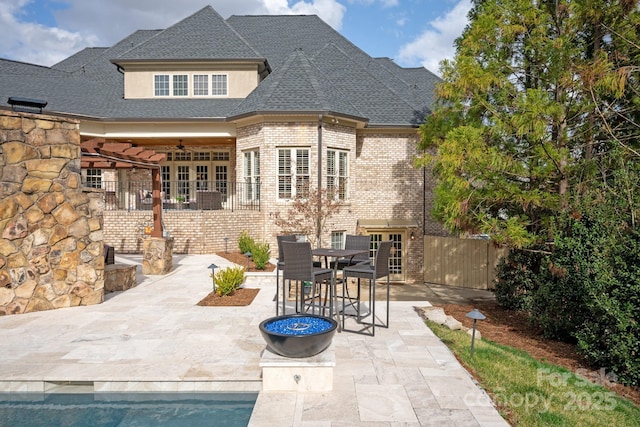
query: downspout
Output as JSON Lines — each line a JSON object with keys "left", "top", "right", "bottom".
{"left": 317, "top": 114, "right": 323, "bottom": 248}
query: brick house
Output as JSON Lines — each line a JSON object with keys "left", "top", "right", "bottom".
{"left": 0, "top": 6, "right": 443, "bottom": 283}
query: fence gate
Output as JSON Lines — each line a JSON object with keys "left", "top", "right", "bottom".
{"left": 423, "top": 236, "right": 508, "bottom": 290}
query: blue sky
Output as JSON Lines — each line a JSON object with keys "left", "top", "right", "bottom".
{"left": 0, "top": 0, "right": 471, "bottom": 75}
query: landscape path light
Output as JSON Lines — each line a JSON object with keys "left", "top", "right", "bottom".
{"left": 244, "top": 251, "right": 252, "bottom": 271}
{"left": 223, "top": 237, "right": 229, "bottom": 253}
{"left": 465, "top": 308, "right": 486, "bottom": 357}
{"left": 208, "top": 263, "right": 218, "bottom": 293}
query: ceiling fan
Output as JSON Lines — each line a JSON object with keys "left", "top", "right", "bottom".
{"left": 177, "top": 140, "right": 185, "bottom": 150}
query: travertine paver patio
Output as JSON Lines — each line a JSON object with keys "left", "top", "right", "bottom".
{"left": 0, "top": 254, "right": 508, "bottom": 426}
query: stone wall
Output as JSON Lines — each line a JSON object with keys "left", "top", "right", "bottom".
{"left": 0, "top": 111, "right": 104, "bottom": 315}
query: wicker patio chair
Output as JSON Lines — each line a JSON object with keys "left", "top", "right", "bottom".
{"left": 281, "top": 241, "right": 334, "bottom": 316}
{"left": 341, "top": 240, "right": 393, "bottom": 336}
{"left": 330, "top": 235, "right": 371, "bottom": 270}
{"left": 275, "top": 234, "right": 297, "bottom": 316}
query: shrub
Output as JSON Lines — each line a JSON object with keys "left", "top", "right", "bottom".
{"left": 238, "top": 230, "right": 254, "bottom": 254}
{"left": 494, "top": 248, "right": 543, "bottom": 311}
{"left": 528, "top": 207, "right": 640, "bottom": 386}
{"left": 212, "top": 266, "right": 245, "bottom": 296}
{"left": 574, "top": 226, "right": 640, "bottom": 386}
{"left": 251, "top": 241, "right": 271, "bottom": 270}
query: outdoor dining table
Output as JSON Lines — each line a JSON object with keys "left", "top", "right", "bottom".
{"left": 312, "top": 248, "right": 369, "bottom": 332}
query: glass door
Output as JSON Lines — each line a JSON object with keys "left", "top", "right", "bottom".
{"left": 366, "top": 230, "right": 405, "bottom": 282}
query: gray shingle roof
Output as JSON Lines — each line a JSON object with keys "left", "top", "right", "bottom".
{"left": 115, "top": 6, "right": 264, "bottom": 64}
{"left": 0, "top": 6, "right": 440, "bottom": 126}
{"left": 230, "top": 48, "right": 365, "bottom": 121}
{"left": 52, "top": 47, "right": 108, "bottom": 72}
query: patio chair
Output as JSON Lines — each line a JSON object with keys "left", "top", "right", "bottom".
{"left": 341, "top": 240, "right": 393, "bottom": 336}
{"left": 275, "top": 234, "right": 297, "bottom": 316}
{"left": 281, "top": 241, "right": 334, "bottom": 316}
{"left": 330, "top": 235, "right": 371, "bottom": 270}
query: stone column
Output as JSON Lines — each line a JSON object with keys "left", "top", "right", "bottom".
{"left": 142, "top": 237, "right": 173, "bottom": 275}
{"left": 0, "top": 111, "right": 104, "bottom": 315}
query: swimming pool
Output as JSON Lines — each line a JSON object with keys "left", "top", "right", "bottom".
{"left": 0, "top": 392, "right": 257, "bottom": 426}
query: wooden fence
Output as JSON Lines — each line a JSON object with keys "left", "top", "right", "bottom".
{"left": 424, "top": 236, "right": 509, "bottom": 290}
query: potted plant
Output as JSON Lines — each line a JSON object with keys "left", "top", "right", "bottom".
{"left": 175, "top": 195, "right": 185, "bottom": 209}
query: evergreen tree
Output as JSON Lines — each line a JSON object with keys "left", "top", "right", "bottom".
{"left": 418, "top": 0, "right": 640, "bottom": 248}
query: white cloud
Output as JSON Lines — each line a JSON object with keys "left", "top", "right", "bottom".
{"left": 0, "top": 0, "right": 98, "bottom": 66}
{"left": 397, "top": 0, "right": 471, "bottom": 75}
{"left": 0, "top": 0, "right": 347, "bottom": 66}
{"left": 262, "top": 0, "right": 346, "bottom": 29}
{"left": 346, "top": 0, "right": 398, "bottom": 6}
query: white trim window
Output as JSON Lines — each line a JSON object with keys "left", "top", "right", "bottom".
{"left": 155, "top": 73, "right": 227, "bottom": 97}
{"left": 278, "top": 148, "right": 310, "bottom": 199}
{"left": 327, "top": 149, "right": 348, "bottom": 200}
{"left": 154, "top": 74, "right": 188, "bottom": 96}
{"left": 173, "top": 75, "right": 188, "bottom": 96}
{"left": 244, "top": 150, "right": 260, "bottom": 201}
{"left": 154, "top": 75, "right": 170, "bottom": 96}
{"left": 331, "top": 231, "right": 345, "bottom": 249}
{"left": 193, "top": 75, "right": 209, "bottom": 96}
{"left": 83, "top": 168, "right": 103, "bottom": 188}
{"left": 212, "top": 74, "right": 228, "bottom": 96}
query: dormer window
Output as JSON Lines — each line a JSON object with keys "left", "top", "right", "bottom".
{"left": 153, "top": 73, "right": 228, "bottom": 97}
{"left": 211, "top": 74, "right": 227, "bottom": 96}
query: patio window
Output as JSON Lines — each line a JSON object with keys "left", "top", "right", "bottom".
{"left": 244, "top": 150, "right": 260, "bottom": 201}
{"left": 327, "top": 149, "right": 348, "bottom": 200}
{"left": 84, "top": 168, "right": 103, "bottom": 188}
{"left": 331, "top": 231, "right": 345, "bottom": 249}
{"left": 278, "top": 148, "right": 309, "bottom": 199}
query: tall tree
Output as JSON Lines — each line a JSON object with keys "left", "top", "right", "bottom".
{"left": 417, "top": 0, "right": 640, "bottom": 248}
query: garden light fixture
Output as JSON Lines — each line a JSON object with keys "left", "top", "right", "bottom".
{"left": 466, "top": 308, "right": 486, "bottom": 357}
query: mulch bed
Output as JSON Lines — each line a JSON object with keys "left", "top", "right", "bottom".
{"left": 196, "top": 288, "right": 260, "bottom": 307}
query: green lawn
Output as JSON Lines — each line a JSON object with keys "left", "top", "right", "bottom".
{"left": 425, "top": 320, "right": 640, "bottom": 426}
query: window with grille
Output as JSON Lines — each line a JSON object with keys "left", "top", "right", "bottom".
{"left": 212, "top": 151, "right": 230, "bottom": 161}
{"left": 161, "top": 166, "right": 171, "bottom": 199}
{"left": 193, "top": 75, "right": 208, "bottom": 96}
{"left": 154, "top": 75, "right": 170, "bottom": 96}
{"left": 212, "top": 74, "right": 227, "bottom": 96}
{"left": 331, "top": 231, "right": 345, "bottom": 249}
{"left": 327, "top": 149, "right": 348, "bottom": 200}
{"left": 196, "top": 165, "right": 209, "bottom": 190}
{"left": 84, "top": 169, "right": 102, "bottom": 188}
{"left": 193, "top": 152, "right": 211, "bottom": 161}
{"left": 278, "top": 148, "right": 309, "bottom": 199}
{"left": 173, "top": 75, "right": 188, "bottom": 96}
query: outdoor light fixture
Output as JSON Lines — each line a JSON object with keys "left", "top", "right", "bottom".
{"left": 208, "top": 263, "right": 218, "bottom": 292}
{"left": 224, "top": 237, "right": 229, "bottom": 253}
{"left": 410, "top": 231, "right": 416, "bottom": 240}
{"left": 466, "top": 309, "right": 486, "bottom": 357}
{"left": 244, "top": 251, "right": 252, "bottom": 271}
{"left": 7, "top": 97, "right": 47, "bottom": 113}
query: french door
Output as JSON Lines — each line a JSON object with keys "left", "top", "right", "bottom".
{"left": 366, "top": 230, "right": 405, "bottom": 282}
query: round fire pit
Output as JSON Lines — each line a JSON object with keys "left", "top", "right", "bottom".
{"left": 259, "top": 314, "right": 337, "bottom": 358}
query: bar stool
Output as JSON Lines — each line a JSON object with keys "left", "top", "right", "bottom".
{"left": 341, "top": 240, "right": 392, "bottom": 335}
{"left": 281, "top": 241, "right": 334, "bottom": 316}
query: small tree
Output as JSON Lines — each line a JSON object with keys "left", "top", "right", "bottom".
{"left": 274, "top": 187, "right": 344, "bottom": 247}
